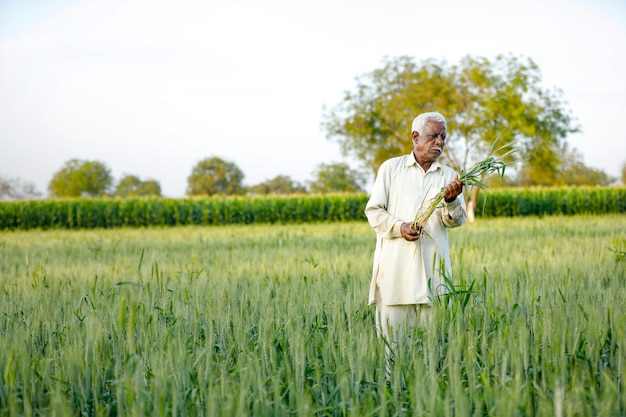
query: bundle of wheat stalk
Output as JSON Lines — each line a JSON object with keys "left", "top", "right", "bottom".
{"left": 412, "top": 138, "right": 518, "bottom": 237}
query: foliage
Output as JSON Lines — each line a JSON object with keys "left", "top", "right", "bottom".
{"left": 0, "top": 187, "right": 625, "bottom": 230}
{"left": 544, "top": 146, "right": 614, "bottom": 186}
{"left": 557, "top": 162, "right": 615, "bottom": 187}
{"left": 0, "top": 217, "right": 624, "bottom": 416}
{"left": 186, "top": 156, "right": 245, "bottom": 196}
{"left": 476, "top": 186, "right": 626, "bottom": 217}
{"left": 322, "top": 54, "right": 583, "bottom": 186}
{"left": 0, "top": 194, "right": 368, "bottom": 230}
{"left": 308, "top": 161, "right": 365, "bottom": 194}
{"left": 608, "top": 238, "right": 625, "bottom": 263}
{"left": 0, "top": 175, "right": 42, "bottom": 201}
{"left": 249, "top": 174, "right": 307, "bottom": 195}
{"left": 48, "top": 159, "right": 113, "bottom": 198}
{"left": 114, "top": 174, "right": 162, "bottom": 198}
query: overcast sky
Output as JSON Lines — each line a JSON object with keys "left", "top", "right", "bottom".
{"left": 1, "top": 0, "right": 625, "bottom": 197}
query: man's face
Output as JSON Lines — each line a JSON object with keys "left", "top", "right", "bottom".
{"left": 412, "top": 120, "right": 446, "bottom": 163}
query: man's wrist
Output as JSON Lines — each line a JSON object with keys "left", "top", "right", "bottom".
{"left": 445, "top": 195, "right": 462, "bottom": 205}
{"left": 392, "top": 221, "right": 404, "bottom": 237}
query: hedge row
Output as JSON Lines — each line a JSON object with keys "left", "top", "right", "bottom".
{"left": 0, "top": 187, "right": 624, "bottom": 230}
{"left": 0, "top": 195, "right": 368, "bottom": 230}
{"left": 476, "top": 186, "right": 626, "bottom": 217}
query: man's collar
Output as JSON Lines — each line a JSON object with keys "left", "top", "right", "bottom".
{"left": 405, "top": 153, "right": 442, "bottom": 172}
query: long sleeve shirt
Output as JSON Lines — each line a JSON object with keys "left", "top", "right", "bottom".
{"left": 365, "top": 153, "right": 467, "bottom": 305}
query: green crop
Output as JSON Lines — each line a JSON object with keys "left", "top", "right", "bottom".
{"left": 0, "top": 215, "right": 624, "bottom": 416}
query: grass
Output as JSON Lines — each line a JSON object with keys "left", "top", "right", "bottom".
{"left": 0, "top": 215, "right": 625, "bottom": 416}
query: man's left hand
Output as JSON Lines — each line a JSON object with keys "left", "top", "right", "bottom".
{"left": 444, "top": 174, "right": 463, "bottom": 203}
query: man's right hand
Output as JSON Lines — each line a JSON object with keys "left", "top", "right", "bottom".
{"left": 401, "top": 222, "right": 421, "bottom": 241}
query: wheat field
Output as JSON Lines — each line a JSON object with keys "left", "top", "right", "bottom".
{"left": 0, "top": 215, "right": 624, "bottom": 416}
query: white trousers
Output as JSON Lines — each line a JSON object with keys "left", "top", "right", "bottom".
{"left": 374, "top": 288, "right": 433, "bottom": 380}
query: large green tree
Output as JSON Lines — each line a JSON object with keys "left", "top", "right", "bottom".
{"left": 48, "top": 159, "right": 113, "bottom": 198}
{"left": 114, "top": 174, "right": 162, "bottom": 198}
{"left": 187, "top": 156, "right": 245, "bottom": 196}
{"left": 250, "top": 175, "right": 307, "bottom": 195}
{"left": 308, "top": 162, "right": 365, "bottom": 194}
{"left": 322, "top": 54, "right": 582, "bottom": 187}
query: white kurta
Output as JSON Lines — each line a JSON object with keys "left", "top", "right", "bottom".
{"left": 365, "top": 153, "right": 466, "bottom": 306}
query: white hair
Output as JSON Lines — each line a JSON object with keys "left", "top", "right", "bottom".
{"left": 411, "top": 112, "right": 446, "bottom": 134}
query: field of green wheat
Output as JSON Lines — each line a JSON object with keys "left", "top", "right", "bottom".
{"left": 1, "top": 215, "right": 625, "bottom": 416}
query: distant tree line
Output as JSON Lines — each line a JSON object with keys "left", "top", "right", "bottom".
{"left": 2, "top": 150, "right": 623, "bottom": 202}
{"left": 0, "top": 157, "right": 367, "bottom": 200}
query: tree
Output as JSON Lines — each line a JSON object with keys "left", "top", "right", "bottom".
{"left": 308, "top": 162, "right": 365, "bottom": 194}
{"left": 621, "top": 161, "right": 626, "bottom": 185}
{"left": 322, "top": 54, "right": 584, "bottom": 215}
{"left": 249, "top": 175, "right": 307, "bottom": 195}
{"left": 187, "top": 156, "right": 245, "bottom": 196}
{"left": 48, "top": 159, "right": 113, "bottom": 198}
{"left": 554, "top": 147, "right": 614, "bottom": 186}
{"left": 0, "top": 175, "right": 42, "bottom": 201}
{"left": 114, "top": 174, "right": 162, "bottom": 198}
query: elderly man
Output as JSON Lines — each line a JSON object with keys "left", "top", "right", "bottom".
{"left": 364, "top": 111, "right": 466, "bottom": 376}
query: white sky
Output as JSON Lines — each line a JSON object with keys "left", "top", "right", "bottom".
{"left": 1, "top": 0, "right": 625, "bottom": 197}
